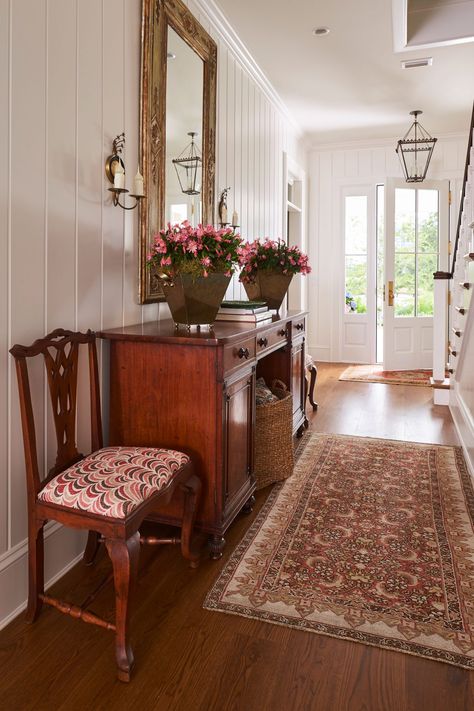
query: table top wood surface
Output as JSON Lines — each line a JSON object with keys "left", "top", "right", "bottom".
{"left": 99, "top": 310, "right": 307, "bottom": 347}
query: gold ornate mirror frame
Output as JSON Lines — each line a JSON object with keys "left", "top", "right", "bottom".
{"left": 139, "top": 0, "right": 217, "bottom": 304}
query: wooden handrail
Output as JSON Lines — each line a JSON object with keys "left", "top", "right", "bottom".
{"left": 449, "top": 100, "right": 474, "bottom": 277}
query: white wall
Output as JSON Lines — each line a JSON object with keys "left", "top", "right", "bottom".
{"left": 0, "top": 0, "right": 305, "bottom": 628}
{"left": 307, "top": 135, "right": 468, "bottom": 363}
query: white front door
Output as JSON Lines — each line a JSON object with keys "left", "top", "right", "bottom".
{"left": 383, "top": 178, "right": 449, "bottom": 370}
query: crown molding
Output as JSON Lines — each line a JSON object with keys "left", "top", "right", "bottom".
{"left": 190, "top": 0, "right": 302, "bottom": 137}
{"left": 309, "top": 130, "right": 469, "bottom": 153}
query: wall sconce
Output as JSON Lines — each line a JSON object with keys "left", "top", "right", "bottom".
{"left": 105, "top": 132, "right": 146, "bottom": 210}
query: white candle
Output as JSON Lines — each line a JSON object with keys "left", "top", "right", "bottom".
{"left": 114, "top": 163, "right": 125, "bottom": 190}
{"left": 232, "top": 210, "right": 239, "bottom": 227}
{"left": 133, "top": 167, "right": 144, "bottom": 197}
{"left": 221, "top": 206, "right": 227, "bottom": 224}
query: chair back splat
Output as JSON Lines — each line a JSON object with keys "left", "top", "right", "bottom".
{"left": 10, "top": 329, "right": 102, "bottom": 494}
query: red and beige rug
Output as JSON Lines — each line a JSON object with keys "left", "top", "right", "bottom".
{"left": 339, "top": 365, "right": 432, "bottom": 386}
{"left": 204, "top": 433, "right": 474, "bottom": 669}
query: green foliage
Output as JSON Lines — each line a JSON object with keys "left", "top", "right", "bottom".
{"left": 394, "top": 211, "right": 438, "bottom": 317}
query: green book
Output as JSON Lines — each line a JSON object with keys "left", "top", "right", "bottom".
{"left": 220, "top": 300, "right": 267, "bottom": 314}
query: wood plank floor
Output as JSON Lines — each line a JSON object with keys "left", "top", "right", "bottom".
{"left": 1, "top": 363, "right": 472, "bottom": 711}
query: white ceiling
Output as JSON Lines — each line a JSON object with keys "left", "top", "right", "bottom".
{"left": 213, "top": 0, "right": 474, "bottom": 144}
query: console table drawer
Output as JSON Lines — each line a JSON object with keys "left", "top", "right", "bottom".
{"left": 292, "top": 317, "right": 305, "bottom": 337}
{"left": 224, "top": 337, "right": 256, "bottom": 374}
{"left": 256, "top": 324, "right": 288, "bottom": 354}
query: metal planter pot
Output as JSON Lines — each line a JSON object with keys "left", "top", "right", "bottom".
{"left": 159, "top": 272, "right": 231, "bottom": 326}
{"left": 242, "top": 271, "right": 293, "bottom": 310}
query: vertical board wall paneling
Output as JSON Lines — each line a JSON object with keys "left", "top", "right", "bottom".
{"left": 240, "top": 70, "right": 249, "bottom": 245}
{"left": 45, "top": 0, "right": 78, "bottom": 471}
{"left": 0, "top": 0, "right": 10, "bottom": 554}
{"left": 101, "top": 0, "right": 125, "bottom": 330}
{"left": 77, "top": 0, "right": 103, "bottom": 334}
{"left": 123, "top": 0, "right": 144, "bottom": 327}
{"left": 10, "top": 0, "right": 47, "bottom": 546}
{"left": 47, "top": 0, "right": 77, "bottom": 334}
{"left": 76, "top": 0, "right": 103, "bottom": 454}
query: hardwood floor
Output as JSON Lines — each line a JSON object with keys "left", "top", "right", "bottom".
{"left": 1, "top": 363, "right": 472, "bottom": 711}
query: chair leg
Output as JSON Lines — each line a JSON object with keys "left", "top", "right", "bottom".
{"left": 180, "top": 474, "right": 201, "bottom": 569}
{"left": 83, "top": 531, "right": 101, "bottom": 566}
{"left": 105, "top": 532, "right": 140, "bottom": 683}
{"left": 26, "top": 519, "right": 45, "bottom": 623}
{"left": 308, "top": 365, "right": 318, "bottom": 410}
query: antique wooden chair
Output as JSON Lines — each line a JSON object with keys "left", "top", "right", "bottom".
{"left": 10, "top": 329, "right": 201, "bottom": 682}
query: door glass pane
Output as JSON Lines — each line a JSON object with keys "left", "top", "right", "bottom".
{"left": 344, "top": 195, "right": 367, "bottom": 314}
{"left": 394, "top": 253, "right": 415, "bottom": 317}
{"left": 418, "top": 189, "right": 438, "bottom": 253}
{"left": 345, "top": 196, "right": 367, "bottom": 254}
{"left": 417, "top": 253, "right": 438, "bottom": 316}
{"left": 345, "top": 256, "right": 367, "bottom": 313}
{"left": 395, "top": 189, "right": 415, "bottom": 252}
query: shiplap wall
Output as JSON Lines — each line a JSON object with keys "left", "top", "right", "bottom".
{"left": 307, "top": 136, "right": 468, "bottom": 363}
{"left": 0, "top": 0, "right": 305, "bottom": 627}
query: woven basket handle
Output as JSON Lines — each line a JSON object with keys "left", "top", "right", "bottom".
{"left": 271, "top": 379, "right": 288, "bottom": 391}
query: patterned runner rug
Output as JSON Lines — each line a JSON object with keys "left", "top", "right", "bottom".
{"left": 339, "top": 365, "right": 432, "bottom": 386}
{"left": 204, "top": 433, "right": 474, "bottom": 669}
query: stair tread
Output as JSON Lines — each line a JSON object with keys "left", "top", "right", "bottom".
{"left": 430, "top": 376, "right": 450, "bottom": 390}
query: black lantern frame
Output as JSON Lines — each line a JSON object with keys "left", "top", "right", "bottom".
{"left": 396, "top": 110, "right": 437, "bottom": 183}
{"left": 172, "top": 131, "right": 202, "bottom": 196}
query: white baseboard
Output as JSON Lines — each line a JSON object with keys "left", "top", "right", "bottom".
{"left": 0, "top": 526, "right": 86, "bottom": 630}
{"left": 450, "top": 386, "right": 474, "bottom": 478}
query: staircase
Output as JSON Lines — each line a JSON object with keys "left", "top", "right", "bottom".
{"left": 432, "top": 101, "right": 474, "bottom": 474}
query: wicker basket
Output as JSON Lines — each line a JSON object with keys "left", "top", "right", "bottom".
{"left": 254, "top": 379, "right": 294, "bottom": 490}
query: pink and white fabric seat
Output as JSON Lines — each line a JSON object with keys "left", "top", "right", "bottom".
{"left": 38, "top": 446, "right": 190, "bottom": 519}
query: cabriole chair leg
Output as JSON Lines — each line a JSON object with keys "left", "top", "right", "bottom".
{"left": 106, "top": 532, "right": 140, "bottom": 682}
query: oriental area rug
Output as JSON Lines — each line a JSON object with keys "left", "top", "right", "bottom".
{"left": 204, "top": 433, "right": 474, "bottom": 669}
{"left": 339, "top": 365, "right": 432, "bottom": 386}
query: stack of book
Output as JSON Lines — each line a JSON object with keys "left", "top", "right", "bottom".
{"left": 214, "top": 300, "right": 274, "bottom": 324}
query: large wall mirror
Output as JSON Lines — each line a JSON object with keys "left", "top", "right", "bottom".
{"left": 139, "top": 0, "right": 217, "bottom": 303}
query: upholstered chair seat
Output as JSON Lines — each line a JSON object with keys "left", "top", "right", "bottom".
{"left": 38, "top": 446, "right": 190, "bottom": 519}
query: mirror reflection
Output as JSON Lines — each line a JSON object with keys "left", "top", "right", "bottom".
{"left": 165, "top": 27, "right": 204, "bottom": 227}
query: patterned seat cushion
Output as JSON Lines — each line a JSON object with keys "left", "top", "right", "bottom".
{"left": 37, "top": 446, "right": 190, "bottom": 519}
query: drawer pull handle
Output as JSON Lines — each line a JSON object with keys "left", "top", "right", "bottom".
{"left": 277, "top": 329, "right": 286, "bottom": 337}
{"left": 258, "top": 337, "right": 268, "bottom": 348}
{"left": 238, "top": 347, "right": 250, "bottom": 359}
{"left": 295, "top": 323, "right": 304, "bottom": 331}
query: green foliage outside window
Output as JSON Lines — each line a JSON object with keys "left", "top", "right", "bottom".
{"left": 394, "top": 212, "right": 438, "bottom": 317}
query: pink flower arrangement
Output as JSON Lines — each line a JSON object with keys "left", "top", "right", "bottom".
{"left": 147, "top": 222, "right": 243, "bottom": 278}
{"left": 238, "top": 238, "right": 311, "bottom": 284}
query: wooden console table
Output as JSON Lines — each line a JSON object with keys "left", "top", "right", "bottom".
{"left": 100, "top": 310, "right": 307, "bottom": 558}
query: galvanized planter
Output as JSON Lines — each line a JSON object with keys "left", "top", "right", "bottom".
{"left": 242, "top": 271, "right": 293, "bottom": 310}
{"left": 159, "top": 272, "right": 231, "bottom": 326}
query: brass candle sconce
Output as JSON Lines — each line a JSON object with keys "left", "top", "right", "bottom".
{"left": 105, "top": 132, "right": 146, "bottom": 211}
